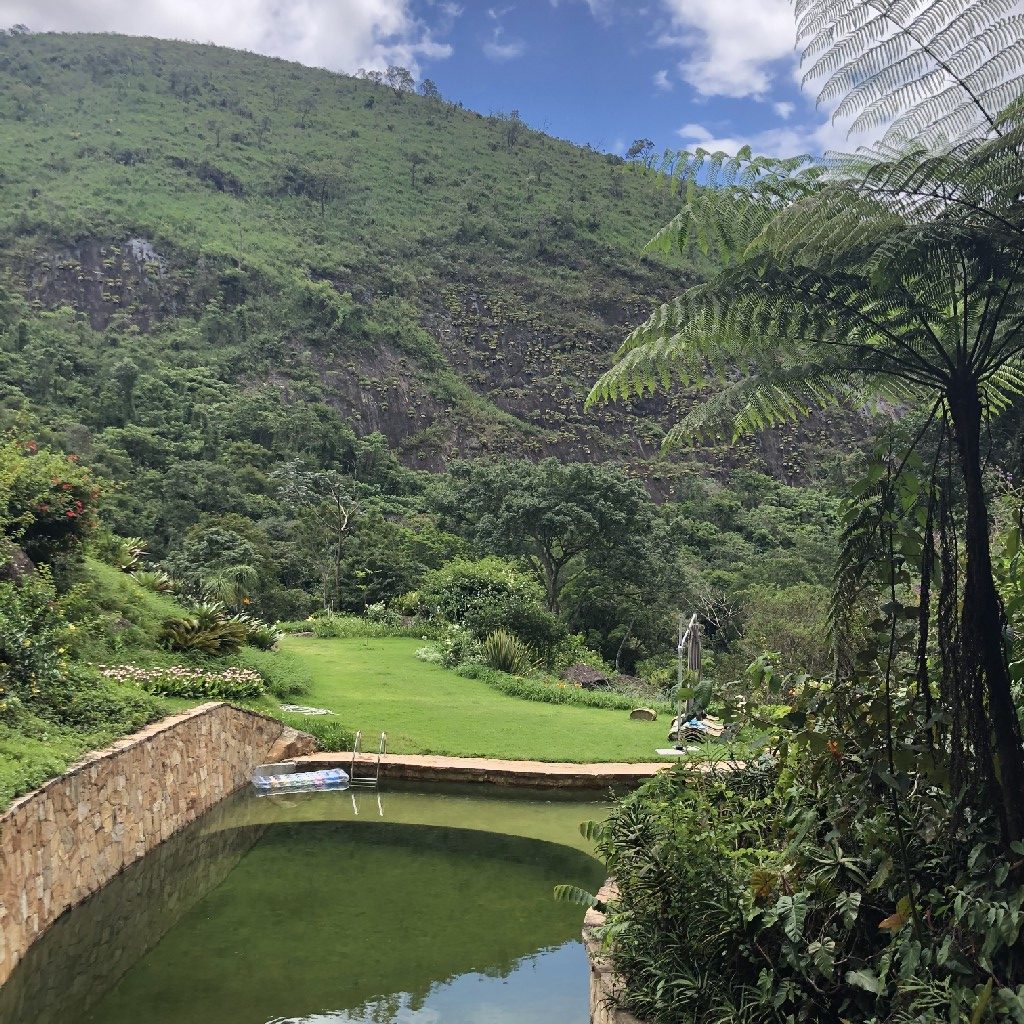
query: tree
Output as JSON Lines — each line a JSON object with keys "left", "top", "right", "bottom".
{"left": 256, "top": 115, "right": 271, "bottom": 148}
{"left": 385, "top": 65, "right": 414, "bottom": 99}
{"left": 498, "top": 109, "right": 525, "bottom": 152}
{"left": 407, "top": 150, "right": 427, "bottom": 188}
{"left": 296, "top": 93, "right": 317, "bottom": 130}
{"left": 111, "top": 357, "right": 139, "bottom": 422}
{"left": 626, "top": 138, "right": 654, "bottom": 164}
{"left": 443, "top": 459, "right": 653, "bottom": 615}
{"left": 419, "top": 78, "right": 441, "bottom": 102}
{"left": 272, "top": 460, "right": 370, "bottom": 610}
{"left": 589, "top": 1, "right": 1024, "bottom": 844}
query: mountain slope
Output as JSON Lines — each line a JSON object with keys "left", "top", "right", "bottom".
{"left": 0, "top": 32, "right": 709, "bottom": 462}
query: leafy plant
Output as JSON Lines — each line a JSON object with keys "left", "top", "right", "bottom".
{"left": 130, "top": 569, "right": 174, "bottom": 593}
{"left": 480, "top": 628, "right": 536, "bottom": 676}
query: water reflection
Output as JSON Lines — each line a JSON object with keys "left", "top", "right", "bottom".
{"left": 269, "top": 942, "right": 589, "bottom": 1023}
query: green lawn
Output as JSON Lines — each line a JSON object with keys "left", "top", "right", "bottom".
{"left": 280, "top": 636, "right": 667, "bottom": 763}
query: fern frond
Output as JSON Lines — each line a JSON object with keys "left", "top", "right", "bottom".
{"left": 795, "top": 0, "right": 1024, "bottom": 147}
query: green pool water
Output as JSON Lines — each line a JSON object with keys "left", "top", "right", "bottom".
{"left": 0, "top": 784, "right": 607, "bottom": 1024}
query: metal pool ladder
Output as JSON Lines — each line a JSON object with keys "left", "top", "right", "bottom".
{"left": 349, "top": 730, "right": 387, "bottom": 787}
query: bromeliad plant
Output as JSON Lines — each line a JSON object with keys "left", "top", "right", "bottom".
{"left": 159, "top": 602, "right": 280, "bottom": 654}
{"left": 589, "top": 0, "right": 1024, "bottom": 847}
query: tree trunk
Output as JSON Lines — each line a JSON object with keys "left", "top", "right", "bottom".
{"left": 949, "top": 383, "right": 1024, "bottom": 846}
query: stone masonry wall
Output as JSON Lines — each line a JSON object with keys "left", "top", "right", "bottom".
{"left": 0, "top": 702, "right": 314, "bottom": 988}
{"left": 583, "top": 880, "right": 645, "bottom": 1024}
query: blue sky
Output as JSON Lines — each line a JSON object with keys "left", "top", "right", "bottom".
{"left": 411, "top": 1, "right": 838, "bottom": 158}
{"left": 10, "top": 0, "right": 849, "bottom": 157}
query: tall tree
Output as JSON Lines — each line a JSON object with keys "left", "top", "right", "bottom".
{"left": 443, "top": 459, "right": 652, "bottom": 615}
{"left": 589, "top": 1, "right": 1024, "bottom": 843}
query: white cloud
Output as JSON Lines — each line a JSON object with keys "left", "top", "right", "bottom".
{"left": 677, "top": 122, "right": 713, "bottom": 143}
{"left": 657, "top": 0, "right": 796, "bottom": 98}
{"left": 5, "top": 0, "right": 453, "bottom": 76}
{"left": 482, "top": 5, "right": 524, "bottom": 61}
{"left": 773, "top": 101, "right": 795, "bottom": 119}
{"left": 482, "top": 37, "right": 525, "bottom": 60}
{"left": 677, "top": 117, "right": 868, "bottom": 158}
{"left": 653, "top": 68, "right": 672, "bottom": 92}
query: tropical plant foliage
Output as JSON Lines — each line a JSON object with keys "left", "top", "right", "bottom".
{"left": 590, "top": 0, "right": 1024, "bottom": 846}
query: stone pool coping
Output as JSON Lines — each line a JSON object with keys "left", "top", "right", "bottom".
{"left": 293, "top": 752, "right": 676, "bottom": 789}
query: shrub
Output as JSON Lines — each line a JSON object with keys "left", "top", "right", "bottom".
{"left": 364, "top": 601, "right": 398, "bottom": 626}
{"left": 585, "top": 689, "right": 1024, "bottom": 1024}
{"left": 434, "top": 623, "right": 481, "bottom": 667}
{"left": 0, "top": 569, "right": 75, "bottom": 720}
{"left": 0, "top": 439, "right": 100, "bottom": 564}
{"left": 480, "top": 629, "right": 535, "bottom": 676}
{"left": 240, "top": 618, "right": 281, "bottom": 650}
{"left": 309, "top": 613, "right": 431, "bottom": 639}
{"left": 276, "top": 713, "right": 353, "bottom": 752}
{"left": 456, "top": 662, "right": 673, "bottom": 713}
{"left": 238, "top": 647, "right": 311, "bottom": 699}
{"left": 418, "top": 556, "right": 564, "bottom": 658}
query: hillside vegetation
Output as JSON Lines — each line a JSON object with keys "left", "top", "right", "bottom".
{"left": 0, "top": 32, "right": 837, "bottom": 478}
{"left": 0, "top": 31, "right": 689, "bottom": 465}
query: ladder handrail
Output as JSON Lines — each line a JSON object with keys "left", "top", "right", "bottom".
{"left": 375, "top": 732, "right": 387, "bottom": 785}
{"left": 349, "top": 730, "right": 386, "bottom": 787}
{"left": 350, "top": 730, "right": 362, "bottom": 782}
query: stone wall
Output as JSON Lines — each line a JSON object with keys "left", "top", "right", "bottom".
{"left": 583, "top": 880, "right": 645, "bottom": 1024}
{"left": 0, "top": 702, "right": 314, "bottom": 988}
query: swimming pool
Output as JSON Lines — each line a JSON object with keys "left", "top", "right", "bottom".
{"left": 0, "top": 783, "right": 607, "bottom": 1024}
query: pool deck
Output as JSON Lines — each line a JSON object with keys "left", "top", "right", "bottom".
{"left": 292, "top": 752, "right": 688, "bottom": 789}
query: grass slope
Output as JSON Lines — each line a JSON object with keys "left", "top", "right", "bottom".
{"left": 282, "top": 635, "right": 665, "bottom": 762}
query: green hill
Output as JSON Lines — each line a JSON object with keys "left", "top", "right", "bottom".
{"left": 0, "top": 30, "right": 846, "bottom": 620}
{"left": 0, "top": 31, "right": 708, "bottom": 464}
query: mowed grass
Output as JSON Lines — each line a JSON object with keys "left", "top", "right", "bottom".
{"left": 281, "top": 636, "right": 666, "bottom": 763}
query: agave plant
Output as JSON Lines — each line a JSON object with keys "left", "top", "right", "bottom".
{"left": 159, "top": 603, "right": 248, "bottom": 655}
{"left": 112, "top": 536, "right": 148, "bottom": 571}
{"left": 481, "top": 629, "right": 536, "bottom": 677}
{"left": 231, "top": 614, "right": 281, "bottom": 651}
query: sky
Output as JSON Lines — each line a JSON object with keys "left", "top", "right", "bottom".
{"left": 1, "top": 0, "right": 853, "bottom": 158}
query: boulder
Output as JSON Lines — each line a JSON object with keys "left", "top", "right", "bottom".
{"left": 629, "top": 708, "right": 657, "bottom": 721}
{"left": 0, "top": 545, "right": 35, "bottom": 583}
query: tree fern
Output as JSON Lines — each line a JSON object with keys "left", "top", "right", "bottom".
{"left": 795, "top": 0, "right": 1024, "bottom": 148}
{"left": 589, "top": 3, "right": 1024, "bottom": 844}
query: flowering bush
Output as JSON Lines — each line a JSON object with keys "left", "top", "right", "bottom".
{"left": 98, "top": 664, "right": 266, "bottom": 699}
{"left": 0, "top": 439, "right": 99, "bottom": 564}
